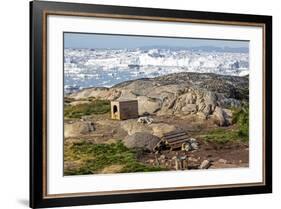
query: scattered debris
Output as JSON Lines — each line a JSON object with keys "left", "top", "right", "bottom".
{"left": 182, "top": 143, "right": 192, "bottom": 152}
{"left": 137, "top": 116, "right": 154, "bottom": 124}
{"left": 172, "top": 156, "right": 179, "bottom": 170}
{"left": 159, "top": 154, "right": 167, "bottom": 164}
{"left": 172, "top": 153, "right": 188, "bottom": 170}
{"left": 182, "top": 138, "right": 199, "bottom": 151}
{"left": 199, "top": 160, "right": 212, "bottom": 169}
{"left": 154, "top": 154, "right": 160, "bottom": 166}
{"left": 179, "top": 155, "right": 188, "bottom": 170}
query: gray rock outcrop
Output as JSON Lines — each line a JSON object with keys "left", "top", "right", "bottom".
{"left": 64, "top": 121, "right": 95, "bottom": 138}
{"left": 120, "top": 120, "right": 177, "bottom": 137}
{"left": 68, "top": 72, "right": 248, "bottom": 126}
{"left": 213, "top": 107, "right": 233, "bottom": 126}
{"left": 123, "top": 132, "right": 160, "bottom": 151}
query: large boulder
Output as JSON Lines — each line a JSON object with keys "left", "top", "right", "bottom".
{"left": 185, "top": 91, "right": 197, "bottom": 104}
{"left": 213, "top": 107, "right": 232, "bottom": 126}
{"left": 150, "top": 123, "right": 178, "bottom": 138}
{"left": 123, "top": 132, "right": 160, "bottom": 151}
{"left": 121, "top": 119, "right": 178, "bottom": 138}
{"left": 121, "top": 119, "right": 152, "bottom": 135}
{"left": 116, "top": 89, "right": 137, "bottom": 100}
{"left": 137, "top": 96, "right": 162, "bottom": 115}
{"left": 173, "top": 90, "right": 198, "bottom": 114}
{"left": 64, "top": 121, "right": 95, "bottom": 138}
{"left": 222, "top": 108, "right": 233, "bottom": 125}
{"left": 202, "top": 91, "right": 217, "bottom": 114}
{"left": 118, "top": 80, "right": 155, "bottom": 96}
{"left": 182, "top": 104, "right": 197, "bottom": 114}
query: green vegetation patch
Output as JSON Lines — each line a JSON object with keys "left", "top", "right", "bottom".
{"left": 232, "top": 105, "right": 249, "bottom": 138}
{"left": 200, "top": 126, "right": 247, "bottom": 144}
{"left": 64, "top": 99, "right": 110, "bottom": 118}
{"left": 201, "top": 105, "right": 249, "bottom": 144}
{"left": 64, "top": 141, "right": 165, "bottom": 175}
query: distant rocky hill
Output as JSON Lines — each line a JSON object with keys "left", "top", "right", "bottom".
{"left": 68, "top": 72, "right": 248, "bottom": 126}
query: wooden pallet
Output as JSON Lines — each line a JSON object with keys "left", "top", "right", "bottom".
{"left": 161, "top": 130, "right": 190, "bottom": 150}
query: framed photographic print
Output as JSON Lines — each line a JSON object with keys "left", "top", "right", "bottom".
{"left": 30, "top": 0, "right": 272, "bottom": 208}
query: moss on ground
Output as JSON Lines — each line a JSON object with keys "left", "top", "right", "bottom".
{"left": 64, "top": 99, "right": 110, "bottom": 119}
{"left": 201, "top": 105, "right": 249, "bottom": 144}
{"left": 232, "top": 105, "right": 249, "bottom": 138}
{"left": 64, "top": 141, "right": 165, "bottom": 175}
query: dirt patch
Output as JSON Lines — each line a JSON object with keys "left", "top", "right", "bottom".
{"left": 137, "top": 139, "right": 248, "bottom": 170}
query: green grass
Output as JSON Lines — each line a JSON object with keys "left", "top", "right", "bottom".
{"left": 64, "top": 99, "right": 110, "bottom": 118}
{"left": 200, "top": 127, "right": 248, "bottom": 144}
{"left": 232, "top": 105, "right": 249, "bottom": 138}
{"left": 201, "top": 105, "right": 249, "bottom": 144}
{"left": 64, "top": 141, "right": 165, "bottom": 175}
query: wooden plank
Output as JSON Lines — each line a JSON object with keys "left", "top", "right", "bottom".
{"left": 164, "top": 135, "right": 189, "bottom": 143}
{"left": 169, "top": 139, "right": 189, "bottom": 146}
{"left": 162, "top": 132, "right": 187, "bottom": 140}
{"left": 170, "top": 144, "right": 183, "bottom": 149}
{"left": 170, "top": 146, "right": 182, "bottom": 150}
{"left": 163, "top": 130, "right": 186, "bottom": 137}
{"left": 160, "top": 130, "right": 190, "bottom": 150}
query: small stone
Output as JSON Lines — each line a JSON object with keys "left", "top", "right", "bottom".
{"left": 218, "top": 159, "right": 227, "bottom": 164}
{"left": 159, "top": 154, "right": 166, "bottom": 160}
{"left": 199, "top": 160, "right": 212, "bottom": 169}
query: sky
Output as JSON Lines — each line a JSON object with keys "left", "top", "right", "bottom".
{"left": 64, "top": 32, "right": 249, "bottom": 49}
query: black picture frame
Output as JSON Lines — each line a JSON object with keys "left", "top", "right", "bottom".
{"left": 30, "top": 1, "right": 272, "bottom": 208}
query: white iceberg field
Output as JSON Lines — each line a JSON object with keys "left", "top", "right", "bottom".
{"left": 64, "top": 48, "right": 249, "bottom": 93}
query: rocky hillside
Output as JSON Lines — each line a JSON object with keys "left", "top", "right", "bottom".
{"left": 68, "top": 72, "right": 248, "bottom": 126}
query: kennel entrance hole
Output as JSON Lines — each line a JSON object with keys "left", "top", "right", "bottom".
{"left": 113, "top": 105, "right": 118, "bottom": 114}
